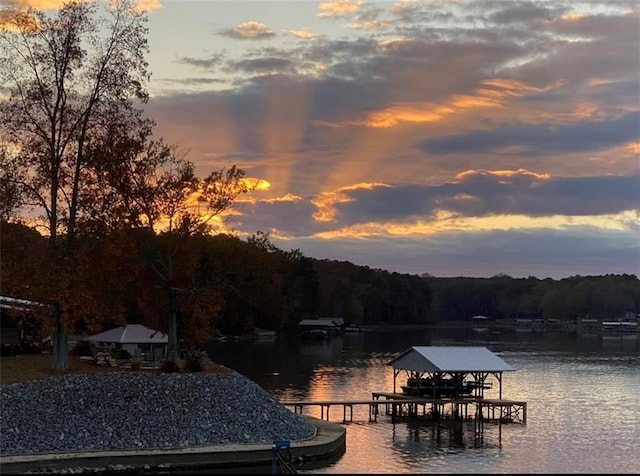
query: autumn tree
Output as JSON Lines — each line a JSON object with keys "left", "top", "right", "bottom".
{"left": 136, "top": 164, "right": 251, "bottom": 360}
{"left": 0, "top": 0, "right": 152, "bottom": 370}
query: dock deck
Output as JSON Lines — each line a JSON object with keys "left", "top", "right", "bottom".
{"left": 281, "top": 393, "right": 526, "bottom": 424}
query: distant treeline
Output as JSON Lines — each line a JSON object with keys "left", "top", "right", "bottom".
{"left": 312, "top": 263, "right": 639, "bottom": 326}
{"left": 1, "top": 222, "right": 638, "bottom": 347}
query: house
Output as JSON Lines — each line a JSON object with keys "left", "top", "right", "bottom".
{"left": 0, "top": 295, "right": 47, "bottom": 355}
{"left": 316, "top": 317, "right": 345, "bottom": 328}
{"left": 297, "top": 318, "right": 341, "bottom": 337}
{"left": 82, "top": 324, "right": 168, "bottom": 365}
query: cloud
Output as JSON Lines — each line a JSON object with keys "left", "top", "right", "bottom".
{"left": 143, "top": 1, "right": 640, "bottom": 281}
{"left": 135, "top": 0, "right": 162, "bottom": 12}
{"left": 221, "top": 21, "right": 275, "bottom": 40}
{"left": 286, "top": 29, "right": 318, "bottom": 40}
{"left": 177, "top": 53, "right": 225, "bottom": 70}
{"left": 226, "top": 57, "right": 297, "bottom": 75}
{"left": 346, "top": 20, "right": 390, "bottom": 30}
{"left": 418, "top": 111, "right": 640, "bottom": 156}
{"left": 317, "top": 0, "right": 363, "bottom": 18}
{"left": 276, "top": 227, "right": 640, "bottom": 279}
{"left": 326, "top": 170, "right": 640, "bottom": 226}
{"left": 1, "top": 0, "right": 162, "bottom": 10}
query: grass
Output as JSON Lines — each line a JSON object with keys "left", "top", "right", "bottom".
{"left": 0, "top": 352, "right": 230, "bottom": 385}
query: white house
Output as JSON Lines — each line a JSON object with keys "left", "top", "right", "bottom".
{"left": 83, "top": 324, "right": 168, "bottom": 362}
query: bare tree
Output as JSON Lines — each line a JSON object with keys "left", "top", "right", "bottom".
{"left": 0, "top": 0, "right": 151, "bottom": 370}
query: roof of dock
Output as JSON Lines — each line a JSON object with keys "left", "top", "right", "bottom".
{"left": 387, "top": 346, "right": 515, "bottom": 373}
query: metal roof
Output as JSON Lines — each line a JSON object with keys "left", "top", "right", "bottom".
{"left": 297, "top": 319, "right": 338, "bottom": 327}
{"left": 387, "top": 346, "right": 515, "bottom": 373}
{"left": 83, "top": 324, "right": 168, "bottom": 344}
{"left": 0, "top": 295, "right": 47, "bottom": 311}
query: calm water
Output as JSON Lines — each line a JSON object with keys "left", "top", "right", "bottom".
{"left": 207, "top": 328, "right": 640, "bottom": 474}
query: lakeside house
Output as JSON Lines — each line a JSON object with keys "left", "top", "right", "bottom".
{"left": 82, "top": 324, "right": 168, "bottom": 367}
{"left": 297, "top": 318, "right": 343, "bottom": 338}
{"left": 0, "top": 295, "right": 47, "bottom": 355}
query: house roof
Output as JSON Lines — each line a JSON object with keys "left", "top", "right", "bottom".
{"left": 297, "top": 319, "right": 338, "bottom": 327}
{"left": 0, "top": 295, "right": 47, "bottom": 311}
{"left": 83, "top": 324, "right": 168, "bottom": 344}
{"left": 316, "top": 317, "right": 345, "bottom": 326}
{"left": 387, "top": 346, "right": 515, "bottom": 373}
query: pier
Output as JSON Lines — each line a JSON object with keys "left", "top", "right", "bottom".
{"left": 280, "top": 393, "right": 526, "bottom": 424}
{"left": 281, "top": 346, "right": 527, "bottom": 427}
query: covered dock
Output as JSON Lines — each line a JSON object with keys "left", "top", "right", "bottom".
{"left": 387, "top": 345, "right": 515, "bottom": 399}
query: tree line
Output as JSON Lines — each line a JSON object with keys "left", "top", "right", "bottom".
{"left": 3, "top": 218, "right": 637, "bottom": 340}
{"left": 424, "top": 273, "right": 639, "bottom": 323}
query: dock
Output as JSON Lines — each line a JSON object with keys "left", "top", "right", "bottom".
{"left": 281, "top": 392, "right": 526, "bottom": 424}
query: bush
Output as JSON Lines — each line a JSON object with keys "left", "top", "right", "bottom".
{"left": 160, "top": 358, "right": 182, "bottom": 373}
{"left": 130, "top": 360, "right": 142, "bottom": 371}
{"left": 183, "top": 348, "right": 209, "bottom": 372}
{"left": 72, "top": 340, "right": 93, "bottom": 357}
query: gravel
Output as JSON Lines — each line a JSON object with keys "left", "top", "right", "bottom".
{"left": 0, "top": 370, "right": 316, "bottom": 455}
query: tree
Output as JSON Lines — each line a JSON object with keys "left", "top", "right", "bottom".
{"left": 0, "top": 0, "right": 151, "bottom": 370}
{"left": 135, "top": 163, "right": 251, "bottom": 360}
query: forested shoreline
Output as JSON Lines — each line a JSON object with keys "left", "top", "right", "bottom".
{"left": 2, "top": 221, "right": 638, "bottom": 351}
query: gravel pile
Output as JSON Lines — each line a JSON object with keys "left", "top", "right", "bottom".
{"left": 0, "top": 371, "right": 316, "bottom": 455}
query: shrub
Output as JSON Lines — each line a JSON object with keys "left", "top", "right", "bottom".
{"left": 72, "top": 340, "right": 93, "bottom": 357}
{"left": 183, "top": 348, "right": 209, "bottom": 372}
{"left": 160, "top": 358, "right": 182, "bottom": 373}
{"left": 130, "top": 360, "right": 142, "bottom": 371}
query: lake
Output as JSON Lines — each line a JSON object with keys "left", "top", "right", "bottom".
{"left": 207, "top": 327, "right": 640, "bottom": 474}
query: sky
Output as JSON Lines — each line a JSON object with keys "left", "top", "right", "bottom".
{"left": 6, "top": 0, "right": 640, "bottom": 280}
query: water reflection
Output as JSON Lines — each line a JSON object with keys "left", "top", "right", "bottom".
{"left": 207, "top": 329, "right": 640, "bottom": 474}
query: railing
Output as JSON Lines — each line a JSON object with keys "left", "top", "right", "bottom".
{"left": 271, "top": 440, "right": 297, "bottom": 474}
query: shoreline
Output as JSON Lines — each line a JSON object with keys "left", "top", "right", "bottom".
{"left": 0, "top": 416, "right": 346, "bottom": 474}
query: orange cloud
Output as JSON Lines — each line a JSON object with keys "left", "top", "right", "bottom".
{"left": 286, "top": 29, "right": 317, "bottom": 40}
{"left": 454, "top": 169, "right": 551, "bottom": 181}
{"left": 262, "top": 193, "right": 304, "bottom": 203}
{"left": 231, "top": 21, "right": 274, "bottom": 39}
{"left": 0, "top": 8, "right": 40, "bottom": 32}
{"left": 346, "top": 20, "right": 390, "bottom": 30}
{"left": 317, "top": 0, "right": 363, "bottom": 18}
{"left": 313, "top": 210, "right": 636, "bottom": 240}
{"left": 626, "top": 142, "right": 640, "bottom": 154}
{"left": 312, "top": 182, "right": 390, "bottom": 222}
{"left": 135, "top": 0, "right": 162, "bottom": 12}
{"left": 343, "top": 78, "right": 565, "bottom": 128}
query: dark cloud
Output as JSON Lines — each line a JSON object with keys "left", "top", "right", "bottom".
{"left": 330, "top": 172, "right": 640, "bottom": 224}
{"left": 418, "top": 112, "right": 640, "bottom": 156}
{"left": 177, "top": 53, "right": 225, "bottom": 69}
{"left": 488, "top": 2, "right": 567, "bottom": 25}
{"left": 273, "top": 227, "right": 640, "bottom": 279}
{"left": 226, "top": 57, "right": 297, "bottom": 75}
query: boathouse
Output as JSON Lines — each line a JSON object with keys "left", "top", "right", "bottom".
{"left": 387, "top": 346, "right": 515, "bottom": 399}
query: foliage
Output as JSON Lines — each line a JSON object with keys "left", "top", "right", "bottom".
{"left": 160, "top": 358, "right": 182, "bottom": 373}
{"left": 183, "top": 348, "right": 209, "bottom": 372}
{"left": 0, "top": 0, "right": 152, "bottom": 371}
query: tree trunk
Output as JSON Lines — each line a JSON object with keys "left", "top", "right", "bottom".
{"left": 167, "top": 288, "right": 179, "bottom": 360}
{"left": 51, "top": 314, "right": 68, "bottom": 371}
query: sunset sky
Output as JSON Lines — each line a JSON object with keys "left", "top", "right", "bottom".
{"left": 7, "top": 0, "right": 640, "bottom": 279}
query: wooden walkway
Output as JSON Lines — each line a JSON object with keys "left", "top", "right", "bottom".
{"left": 280, "top": 392, "right": 526, "bottom": 424}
